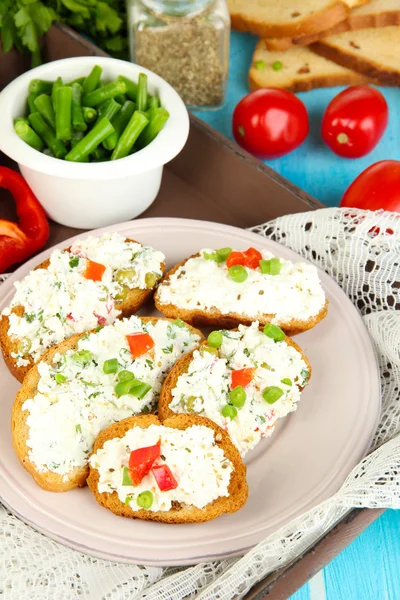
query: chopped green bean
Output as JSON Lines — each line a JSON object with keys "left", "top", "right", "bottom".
{"left": 83, "top": 80, "right": 127, "bottom": 107}
{"left": 103, "top": 100, "right": 135, "bottom": 151}
{"left": 111, "top": 111, "right": 149, "bottom": 161}
{"left": 29, "top": 79, "right": 53, "bottom": 95}
{"left": 65, "top": 118, "right": 114, "bottom": 162}
{"left": 96, "top": 98, "right": 121, "bottom": 124}
{"left": 71, "top": 83, "right": 87, "bottom": 132}
{"left": 14, "top": 120, "right": 44, "bottom": 151}
{"left": 55, "top": 86, "right": 72, "bottom": 142}
{"left": 91, "top": 145, "right": 109, "bottom": 162}
{"left": 71, "top": 130, "right": 85, "bottom": 148}
{"left": 82, "top": 65, "right": 102, "bottom": 96}
{"left": 34, "top": 94, "right": 56, "bottom": 129}
{"left": 14, "top": 117, "right": 30, "bottom": 127}
{"left": 27, "top": 92, "right": 39, "bottom": 114}
{"left": 28, "top": 112, "right": 67, "bottom": 159}
{"left": 51, "top": 77, "right": 63, "bottom": 111}
{"left": 137, "top": 107, "right": 169, "bottom": 148}
{"left": 68, "top": 76, "right": 85, "bottom": 86}
{"left": 117, "top": 75, "right": 138, "bottom": 101}
{"left": 137, "top": 73, "right": 148, "bottom": 112}
{"left": 115, "top": 93, "right": 127, "bottom": 105}
{"left": 43, "top": 148, "right": 54, "bottom": 157}
{"left": 82, "top": 106, "right": 97, "bottom": 124}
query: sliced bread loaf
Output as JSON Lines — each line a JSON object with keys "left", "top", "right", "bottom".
{"left": 265, "top": 0, "right": 400, "bottom": 51}
{"left": 311, "top": 25, "right": 400, "bottom": 84}
{"left": 228, "top": 0, "right": 350, "bottom": 38}
{"left": 249, "top": 42, "right": 373, "bottom": 92}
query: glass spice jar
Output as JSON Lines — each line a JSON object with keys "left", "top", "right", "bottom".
{"left": 127, "top": 0, "right": 230, "bottom": 110}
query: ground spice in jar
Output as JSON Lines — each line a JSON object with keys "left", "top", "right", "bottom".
{"left": 130, "top": 0, "right": 230, "bottom": 109}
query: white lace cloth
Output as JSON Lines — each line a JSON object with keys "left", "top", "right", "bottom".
{"left": 1, "top": 207, "right": 399, "bottom": 600}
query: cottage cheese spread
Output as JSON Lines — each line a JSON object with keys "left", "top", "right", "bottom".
{"left": 22, "top": 317, "right": 200, "bottom": 479}
{"left": 2, "top": 233, "right": 165, "bottom": 366}
{"left": 170, "top": 323, "right": 310, "bottom": 455}
{"left": 90, "top": 424, "right": 233, "bottom": 511}
{"left": 157, "top": 249, "right": 325, "bottom": 324}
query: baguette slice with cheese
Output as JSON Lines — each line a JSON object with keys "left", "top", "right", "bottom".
{"left": 265, "top": 0, "right": 400, "bottom": 51}
{"left": 0, "top": 233, "right": 165, "bottom": 382}
{"left": 158, "top": 323, "right": 311, "bottom": 456}
{"left": 12, "top": 316, "right": 203, "bottom": 492}
{"left": 311, "top": 25, "right": 400, "bottom": 84}
{"left": 155, "top": 249, "right": 328, "bottom": 335}
{"left": 87, "top": 414, "right": 248, "bottom": 523}
{"left": 249, "top": 41, "right": 373, "bottom": 92}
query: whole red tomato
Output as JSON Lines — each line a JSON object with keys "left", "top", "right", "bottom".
{"left": 232, "top": 89, "right": 309, "bottom": 159}
{"left": 341, "top": 160, "right": 400, "bottom": 211}
{"left": 322, "top": 86, "right": 388, "bottom": 158}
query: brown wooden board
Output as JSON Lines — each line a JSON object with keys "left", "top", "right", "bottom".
{"left": 0, "top": 23, "right": 382, "bottom": 599}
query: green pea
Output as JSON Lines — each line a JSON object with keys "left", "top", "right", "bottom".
{"left": 145, "top": 272, "right": 158, "bottom": 289}
{"left": 207, "top": 331, "right": 223, "bottom": 349}
{"left": 200, "top": 345, "right": 219, "bottom": 356}
{"left": 272, "top": 61, "right": 283, "bottom": 71}
{"left": 122, "top": 466, "right": 132, "bottom": 485}
{"left": 262, "top": 386, "right": 284, "bottom": 404}
{"left": 118, "top": 370, "right": 135, "bottom": 382}
{"left": 228, "top": 265, "right": 248, "bottom": 283}
{"left": 221, "top": 404, "right": 238, "bottom": 419}
{"left": 281, "top": 378, "right": 292, "bottom": 386}
{"left": 103, "top": 358, "right": 118, "bottom": 374}
{"left": 55, "top": 373, "right": 66, "bottom": 384}
{"left": 263, "top": 323, "right": 286, "bottom": 342}
{"left": 229, "top": 385, "right": 246, "bottom": 408}
{"left": 260, "top": 258, "right": 282, "bottom": 275}
{"left": 137, "top": 490, "right": 153, "bottom": 509}
{"left": 72, "top": 349, "right": 92, "bottom": 365}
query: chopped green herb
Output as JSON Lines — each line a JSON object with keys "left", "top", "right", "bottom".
{"left": 145, "top": 359, "right": 154, "bottom": 369}
{"left": 69, "top": 256, "right": 79, "bottom": 268}
{"left": 243, "top": 348, "right": 250, "bottom": 357}
{"left": 75, "top": 424, "right": 82, "bottom": 434}
{"left": 162, "top": 345, "right": 173, "bottom": 354}
{"left": 24, "top": 312, "right": 35, "bottom": 323}
{"left": 55, "top": 373, "right": 66, "bottom": 384}
{"left": 301, "top": 369, "right": 310, "bottom": 384}
{"left": 95, "top": 325, "right": 104, "bottom": 333}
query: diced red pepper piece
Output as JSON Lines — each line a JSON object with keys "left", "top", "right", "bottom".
{"left": 126, "top": 332, "right": 155, "bottom": 358}
{"left": 152, "top": 464, "right": 178, "bottom": 492}
{"left": 129, "top": 440, "right": 161, "bottom": 486}
{"left": 84, "top": 259, "right": 106, "bottom": 281}
{"left": 226, "top": 251, "right": 247, "bottom": 268}
{"left": 231, "top": 368, "right": 255, "bottom": 389}
{"left": 244, "top": 247, "right": 262, "bottom": 269}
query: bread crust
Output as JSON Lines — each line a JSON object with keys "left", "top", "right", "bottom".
{"left": 86, "top": 413, "right": 248, "bottom": 523}
{"left": 0, "top": 239, "right": 165, "bottom": 382}
{"left": 230, "top": 1, "right": 349, "bottom": 38}
{"left": 154, "top": 254, "right": 328, "bottom": 335}
{"left": 265, "top": 8, "right": 400, "bottom": 51}
{"left": 158, "top": 333, "right": 312, "bottom": 422}
{"left": 11, "top": 317, "right": 204, "bottom": 493}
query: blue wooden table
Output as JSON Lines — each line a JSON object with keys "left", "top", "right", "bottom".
{"left": 194, "top": 31, "right": 400, "bottom": 600}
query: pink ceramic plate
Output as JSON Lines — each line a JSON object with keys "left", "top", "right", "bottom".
{"left": 0, "top": 218, "right": 381, "bottom": 566}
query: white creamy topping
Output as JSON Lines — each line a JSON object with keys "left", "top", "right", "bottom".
{"left": 2, "top": 233, "right": 165, "bottom": 365}
{"left": 90, "top": 424, "right": 233, "bottom": 511}
{"left": 22, "top": 317, "right": 200, "bottom": 479}
{"left": 170, "top": 322, "right": 309, "bottom": 455}
{"left": 157, "top": 248, "right": 325, "bottom": 324}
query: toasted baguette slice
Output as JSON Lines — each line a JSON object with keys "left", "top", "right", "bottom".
{"left": 158, "top": 325, "right": 311, "bottom": 456}
{"left": 0, "top": 235, "right": 165, "bottom": 382}
{"left": 311, "top": 25, "right": 400, "bottom": 84}
{"left": 155, "top": 251, "right": 327, "bottom": 335}
{"left": 228, "top": 0, "right": 350, "bottom": 38}
{"left": 12, "top": 317, "right": 203, "bottom": 492}
{"left": 249, "top": 41, "right": 374, "bottom": 92}
{"left": 87, "top": 414, "right": 248, "bottom": 523}
{"left": 265, "top": 0, "right": 400, "bottom": 51}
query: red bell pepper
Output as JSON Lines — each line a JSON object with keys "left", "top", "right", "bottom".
{"left": 84, "top": 259, "right": 106, "bottom": 281}
{"left": 226, "top": 247, "right": 262, "bottom": 270}
{"left": 129, "top": 440, "right": 161, "bottom": 486}
{"left": 231, "top": 368, "right": 255, "bottom": 389}
{"left": 226, "top": 251, "right": 246, "bottom": 268}
{"left": 152, "top": 464, "right": 178, "bottom": 492}
{"left": 126, "top": 332, "right": 155, "bottom": 358}
{"left": 0, "top": 167, "right": 49, "bottom": 273}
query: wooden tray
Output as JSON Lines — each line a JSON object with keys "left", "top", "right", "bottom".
{"left": 0, "top": 23, "right": 383, "bottom": 599}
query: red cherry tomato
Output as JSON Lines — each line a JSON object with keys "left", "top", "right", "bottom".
{"left": 341, "top": 160, "right": 400, "bottom": 212}
{"left": 322, "top": 86, "right": 388, "bottom": 158}
{"left": 232, "top": 89, "right": 309, "bottom": 159}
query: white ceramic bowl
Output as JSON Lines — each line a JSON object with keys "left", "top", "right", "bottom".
{"left": 0, "top": 57, "right": 189, "bottom": 229}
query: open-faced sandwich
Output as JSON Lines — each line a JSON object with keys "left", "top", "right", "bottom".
{"left": 158, "top": 322, "right": 311, "bottom": 456}
{"left": 12, "top": 316, "right": 203, "bottom": 492}
{"left": 155, "top": 246, "right": 327, "bottom": 334}
{"left": 0, "top": 233, "right": 165, "bottom": 381}
{"left": 87, "top": 414, "right": 248, "bottom": 523}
